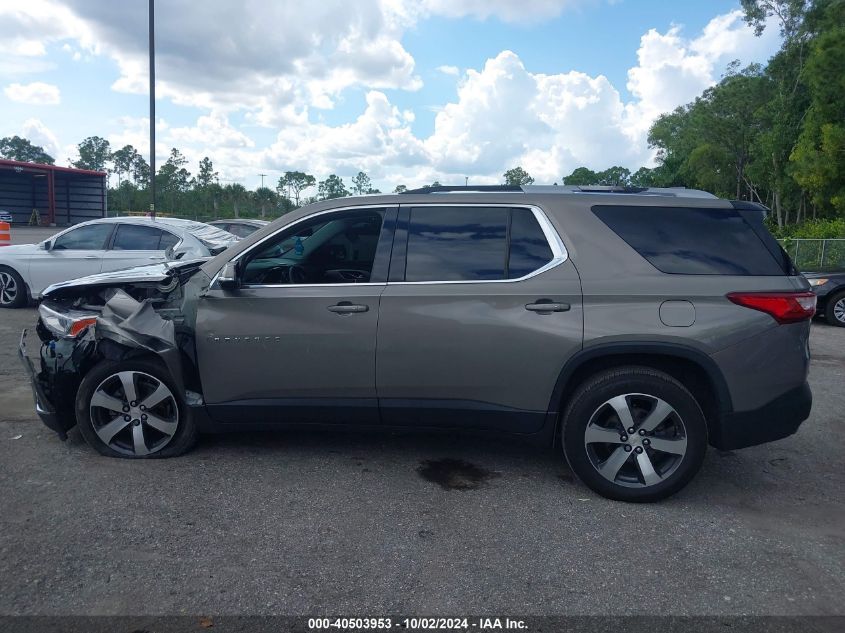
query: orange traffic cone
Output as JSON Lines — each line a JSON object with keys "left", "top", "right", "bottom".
{"left": 0, "top": 222, "right": 10, "bottom": 247}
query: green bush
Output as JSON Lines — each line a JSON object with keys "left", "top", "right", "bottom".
{"left": 767, "top": 217, "right": 845, "bottom": 239}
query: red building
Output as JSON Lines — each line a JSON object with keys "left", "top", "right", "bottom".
{"left": 0, "top": 159, "right": 107, "bottom": 226}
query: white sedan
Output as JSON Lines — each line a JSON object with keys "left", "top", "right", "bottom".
{"left": 0, "top": 216, "right": 238, "bottom": 308}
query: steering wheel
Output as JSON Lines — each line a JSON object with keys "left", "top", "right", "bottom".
{"left": 288, "top": 264, "right": 309, "bottom": 284}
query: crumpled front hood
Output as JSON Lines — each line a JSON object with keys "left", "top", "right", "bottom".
{"left": 43, "top": 257, "right": 209, "bottom": 297}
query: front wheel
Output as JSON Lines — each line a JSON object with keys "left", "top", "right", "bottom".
{"left": 75, "top": 358, "right": 198, "bottom": 458}
{"left": 562, "top": 367, "right": 707, "bottom": 502}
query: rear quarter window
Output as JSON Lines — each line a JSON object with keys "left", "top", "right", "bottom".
{"left": 592, "top": 205, "right": 788, "bottom": 276}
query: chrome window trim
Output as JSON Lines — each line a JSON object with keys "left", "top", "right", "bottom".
{"left": 211, "top": 202, "right": 567, "bottom": 289}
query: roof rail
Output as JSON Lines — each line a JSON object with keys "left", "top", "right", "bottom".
{"left": 523, "top": 185, "right": 718, "bottom": 198}
{"left": 395, "top": 184, "right": 718, "bottom": 199}
{"left": 399, "top": 185, "right": 523, "bottom": 194}
{"left": 572, "top": 185, "right": 647, "bottom": 193}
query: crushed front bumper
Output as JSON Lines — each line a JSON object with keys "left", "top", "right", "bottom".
{"left": 18, "top": 328, "right": 67, "bottom": 440}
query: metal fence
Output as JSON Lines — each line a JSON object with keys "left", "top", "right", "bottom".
{"left": 778, "top": 238, "right": 845, "bottom": 271}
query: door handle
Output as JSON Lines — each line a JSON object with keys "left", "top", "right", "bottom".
{"left": 148, "top": 256, "right": 166, "bottom": 260}
{"left": 525, "top": 301, "right": 570, "bottom": 313}
{"left": 83, "top": 255, "right": 99, "bottom": 259}
{"left": 327, "top": 302, "right": 369, "bottom": 314}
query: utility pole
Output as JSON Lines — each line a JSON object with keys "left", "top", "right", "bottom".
{"left": 465, "top": 176, "right": 468, "bottom": 186}
{"left": 259, "top": 173, "right": 267, "bottom": 189}
{"left": 148, "top": 0, "right": 156, "bottom": 219}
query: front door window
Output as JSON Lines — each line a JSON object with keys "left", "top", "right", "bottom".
{"left": 241, "top": 209, "right": 385, "bottom": 285}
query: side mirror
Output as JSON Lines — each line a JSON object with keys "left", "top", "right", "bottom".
{"left": 217, "top": 262, "right": 240, "bottom": 291}
{"left": 42, "top": 240, "right": 52, "bottom": 251}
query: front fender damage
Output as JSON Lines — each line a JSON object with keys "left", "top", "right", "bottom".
{"left": 32, "top": 264, "right": 208, "bottom": 438}
{"left": 96, "top": 289, "right": 187, "bottom": 400}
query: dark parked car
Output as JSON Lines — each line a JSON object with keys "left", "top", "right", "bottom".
{"left": 208, "top": 219, "right": 269, "bottom": 238}
{"left": 21, "top": 185, "right": 815, "bottom": 502}
{"left": 804, "top": 271, "right": 845, "bottom": 327}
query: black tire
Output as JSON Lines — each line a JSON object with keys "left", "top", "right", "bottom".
{"left": 561, "top": 366, "right": 707, "bottom": 502}
{"left": 0, "top": 265, "right": 27, "bottom": 308}
{"left": 824, "top": 290, "right": 845, "bottom": 327}
{"left": 75, "top": 358, "right": 198, "bottom": 458}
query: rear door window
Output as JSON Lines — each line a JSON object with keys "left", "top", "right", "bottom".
{"left": 112, "top": 224, "right": 168, "bottom": 250}
{"left": 592, "top": 205, "right": 787, "bottom": 275}
{"left": 403, "top": 207, "right": 555, "bottom": 282}
{"left": 404, "top": 207, "right": 508, "bottom": 281}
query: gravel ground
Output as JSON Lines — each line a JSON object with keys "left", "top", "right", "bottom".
{"left": 0, "top": 306, "right": 843, "bottom": 616}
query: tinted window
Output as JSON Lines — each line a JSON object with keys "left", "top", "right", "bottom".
{"left": 52, "top": 224, "right": 112, "bottom": 251}
{"left": 508, "top": 208, "right": 554, "bottom": 278}
{"left": 112, "top": 224, "right": 166, "bottom": 250}
{"left": 592, "top": 205, "right": 786, "bottom": 276}
{"left": 241, "top": 209, "right": 386, "bottom": 285}
{"left": 228, "top": 223, "right": 259, "bottom": 238}
{"left": 159, "top": 231, "right": 180, "bottom": 251}
{"left": 405, "top": 207, "right": 508, "bottom": 281}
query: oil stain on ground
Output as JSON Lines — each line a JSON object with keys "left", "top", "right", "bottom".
{"left": 417, "top": 458, "right": 500, "bottom": 490}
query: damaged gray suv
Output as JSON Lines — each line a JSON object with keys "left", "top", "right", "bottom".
{"left": 21, "top": 185, "right": 815, "bottom": 502}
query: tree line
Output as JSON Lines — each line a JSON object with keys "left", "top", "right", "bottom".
{"left": 1, "top": 1, "right": 842, "bottom": 237}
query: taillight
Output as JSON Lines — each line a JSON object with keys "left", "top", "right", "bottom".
{"left": 727, "top": 291, "right": 816, "bottom": 324}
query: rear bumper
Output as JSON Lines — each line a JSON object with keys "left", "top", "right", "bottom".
{"left": 18, "top": 329, "right": 67, "bottom": 440}
{"left": 709, "top": 381, "right": 812, "bottom": 450}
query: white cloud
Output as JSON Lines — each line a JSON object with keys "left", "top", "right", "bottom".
{"left": 170, "top": 113, "right": 254, "bottom": 149}
{"left": 64, "top": 0, "right": 420, "bottom": 113}
{"left": 0, "top": 3, "right": 782, "bottom": 188}
{"left": 397, "top": 0, "right": 588, "bottom": 24}
{"left": 624, "top": 10, "right": 781, "bottom": 139}
{"left": 19, "top": 118, "right": 61, "bottom": 158}
{"left": 4, "top": 81, "right": 61, "bottom": 105}
{"left": 262, "top": 91, "right": 428, "bottom": 179}
{"left": 251, "top": 9, "right": 780, "bottom": 187}
{"left": 423, "top": 51, "right": 636, "bottom": 180}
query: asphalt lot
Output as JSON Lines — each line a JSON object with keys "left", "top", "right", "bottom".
{"left": 0, "top": 305, "right": 843, "bottom": 617}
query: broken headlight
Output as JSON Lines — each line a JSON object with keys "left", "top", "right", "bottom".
{"left": 38, "top": 303, "right": 98, "bottom": 339}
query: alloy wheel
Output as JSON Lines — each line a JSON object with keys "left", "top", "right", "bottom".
{"left": 834, "top": 297, "right": 845, "bottom": 324}
{"left": 584, "top": 393, "right": 687, "bottom": 488}
{"left": 0, "top": 272, "right": 18, "bottom": 306}
{"left": 89, "top": 371, "right": 179, "bottom": 456}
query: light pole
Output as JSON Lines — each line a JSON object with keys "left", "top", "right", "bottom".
{"left": 148, "top": 0, "right": 156, "bottom": 219}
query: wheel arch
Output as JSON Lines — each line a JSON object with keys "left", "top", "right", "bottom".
{"left": 548, "top": 342, "right": 732, "bottom": 446}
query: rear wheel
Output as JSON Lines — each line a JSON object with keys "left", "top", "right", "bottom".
{"left": 562, "top": 367, "right": 707, "bottom": 502}
{"left": 824, "top": 290, "right": 845, "bottom": 327}
{"left": 75, "top": 358, "right": 198, "bottom": 458}
{"left": 0, "top": 266, "right": 26, "bottom": 308}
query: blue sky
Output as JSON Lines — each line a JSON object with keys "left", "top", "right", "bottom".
{"left": 0, "top": 1, "right": 782, "bottom": 193}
